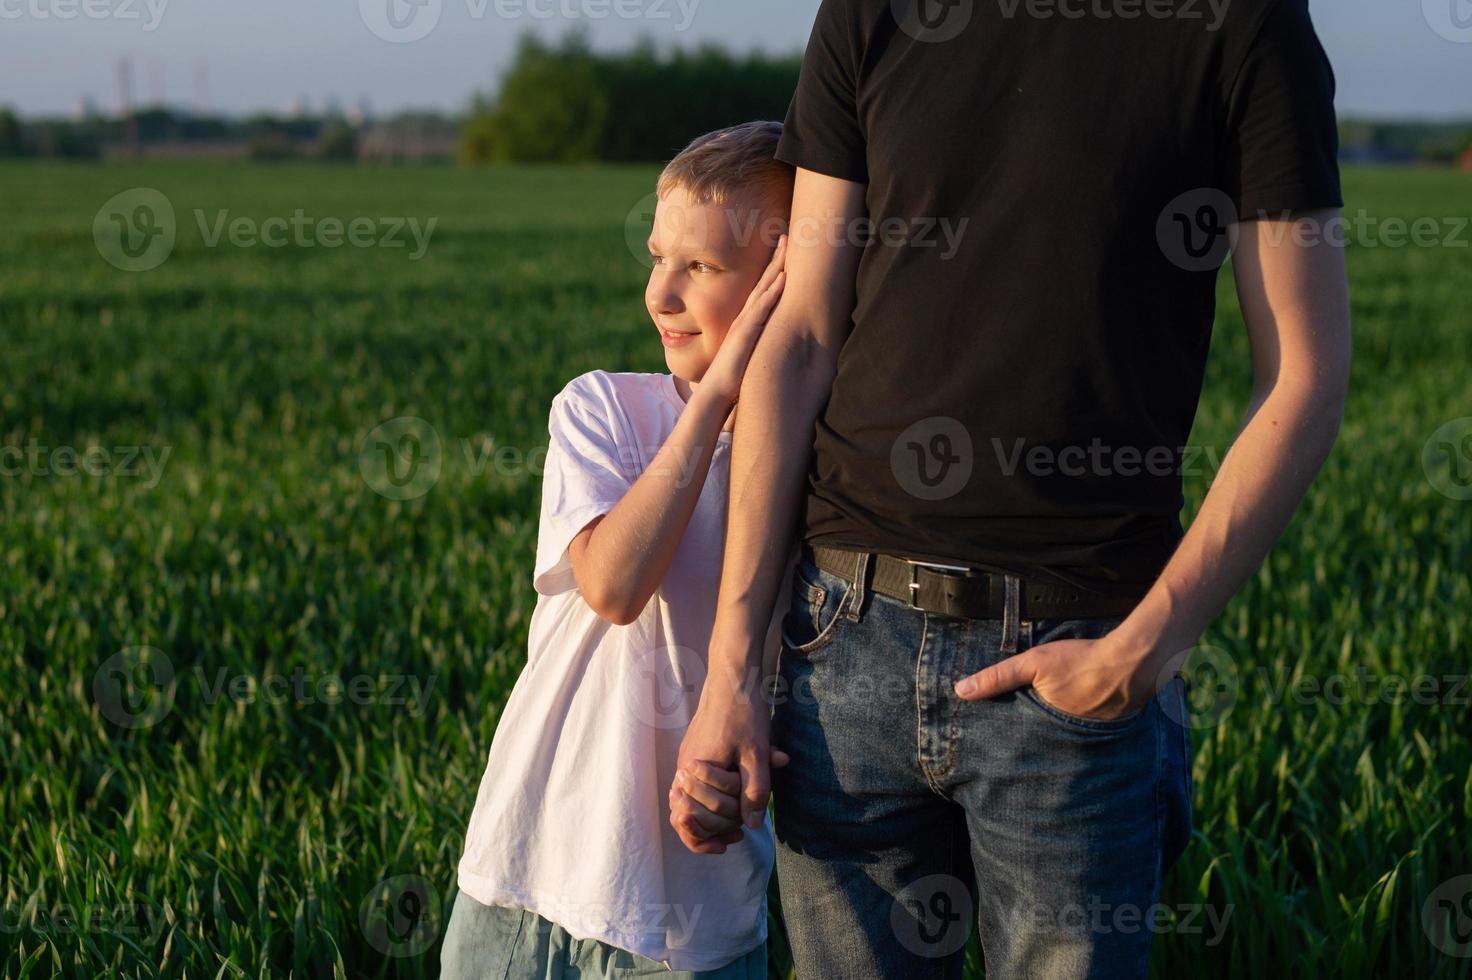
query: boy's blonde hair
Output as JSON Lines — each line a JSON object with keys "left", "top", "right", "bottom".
{"left": 657, "top": 121, "right": 795, "bottom": 216}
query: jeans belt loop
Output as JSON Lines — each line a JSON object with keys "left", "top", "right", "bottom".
{"left": 1000, "top": 573, "right": 1021, "bottom": 653}
{"left": 846, "top": 550, "right": 871, "bottom": 621}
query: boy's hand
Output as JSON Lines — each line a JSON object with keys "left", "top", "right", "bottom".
{"left": 698, "top": 234, "right": 787, "bottom": 410}
{"left": 668, "top": 750, "right": 790, "bottom": 854}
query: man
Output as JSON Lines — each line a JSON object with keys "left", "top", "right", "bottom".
{"left": 673, "top": 0, "right": 1351, "bottom": 976}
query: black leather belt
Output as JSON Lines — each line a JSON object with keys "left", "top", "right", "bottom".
{"left": 805, "top": 543, "right": 1141, "bottom": 621}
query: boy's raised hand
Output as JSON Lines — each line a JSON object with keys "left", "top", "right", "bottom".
{"left": 697, "top": 234, "right": 788, "bottom": 411}
{"left": 668, "top": 750, "right": 790, "bottom": 855}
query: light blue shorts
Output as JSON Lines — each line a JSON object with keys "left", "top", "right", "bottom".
{"left": 439, "top": 888, "right": 767, "bottom": 979}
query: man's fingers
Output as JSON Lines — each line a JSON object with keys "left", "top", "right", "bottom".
{"left": 738, "top": 748, "right": 771, "bottom": 829}
{"left": 770, "top": 746, "right": 791, "bottom": 768}
{"left": 955, "top": 650, "right": 1036, "bottom": 700}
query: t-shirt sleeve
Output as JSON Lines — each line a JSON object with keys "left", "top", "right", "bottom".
{"left": 776, "top": 0, "right": 868, "bottom": 183}
{"left": 1219, "top": 0, "right": 1343, "bottom": 219}
{"left": 531, "top": 382, "right": 636, "bottom": 596}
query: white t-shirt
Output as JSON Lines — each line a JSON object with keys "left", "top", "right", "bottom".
{"left": 456, "top": 369, "right": 792, "bottom": 972}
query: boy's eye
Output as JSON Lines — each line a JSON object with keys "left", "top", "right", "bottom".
{"left": 691, "top": 261, "right": 718, "bottom": 273}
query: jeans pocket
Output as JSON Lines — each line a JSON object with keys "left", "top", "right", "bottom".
{"left": 779, "top": 558, "right": 853, "bottom": 655}
{"left": 1016, "top": 615, "right": 1149, "bottom": 734}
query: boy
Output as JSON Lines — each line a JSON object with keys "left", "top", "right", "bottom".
{"left": 442, "top": 121, "right": 796, "bottom": 978}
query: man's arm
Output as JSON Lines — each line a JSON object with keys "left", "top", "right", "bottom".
{"left": 671, "top": 168, "right": 867, "bottom": 848}
{"left": 956, "top": 209, "right": 1352, "bottom": 717}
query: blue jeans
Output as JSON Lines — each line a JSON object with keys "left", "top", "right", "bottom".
{"left": 769, "top": 549, "right": 1193, "bottom": 979}
{"left": 439, "top": 889, "right": 766, "bottom": 979}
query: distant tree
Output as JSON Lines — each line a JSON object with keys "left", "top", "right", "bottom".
{"left": 0, "top": 106, "right": 24, "bottom": 156}
{"left": 318, "top": 120, "right": 358, "bottom": 161}
{"left": 459, "top": 32, "right": 802, "bottom": 165}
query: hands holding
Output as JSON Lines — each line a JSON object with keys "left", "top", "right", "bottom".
{"left": 668, "top": 748, "right": 789, "bottom": 855}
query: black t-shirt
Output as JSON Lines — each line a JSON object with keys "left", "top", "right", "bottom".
{"left": 776, "top": 0, "right": 1342, "bottom": 597}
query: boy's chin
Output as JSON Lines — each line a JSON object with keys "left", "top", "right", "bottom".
{"left": 665, "top": 354, "right": 711, "bottom": 381}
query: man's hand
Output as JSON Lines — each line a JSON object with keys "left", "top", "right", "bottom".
{"left": 668, "top": 751, "right": 789, "bottom": 855}
{"left": 672, "top": 671, "right": 786, "bottom": 853}
{"left": 952, "top": 633, "right": 1164, "bottom": 721}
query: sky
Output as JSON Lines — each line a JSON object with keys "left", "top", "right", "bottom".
{"left": 0, "top": 0, "right": 1468, "bottom": 120}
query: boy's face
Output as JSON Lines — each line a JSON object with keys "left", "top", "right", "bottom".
{"left": 645, "top": 186, "right": 784, "bottom": 382}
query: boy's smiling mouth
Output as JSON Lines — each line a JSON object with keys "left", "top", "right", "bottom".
{"left": 660, "top": 326, "right": 700, "bottom": 347}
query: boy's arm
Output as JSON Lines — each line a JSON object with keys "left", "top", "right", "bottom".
{"left": 956, "top": 210, "right": 1352, "bottom": 714}
{"left": 674, "top": 168, "right": 868, "bottom": 844}
{"left": 570, "top": 246, "right": 787, "bottom": 626}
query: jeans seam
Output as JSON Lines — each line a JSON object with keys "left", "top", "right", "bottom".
{"left": 915, "top": 612, "right": 947, "bottom": 797}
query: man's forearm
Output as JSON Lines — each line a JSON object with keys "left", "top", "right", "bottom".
{"left": 1112, "top": 379, "right": 1346, "bottom": 675}
{"left": 708, "top": 327, "right": 834, "bottom": 685}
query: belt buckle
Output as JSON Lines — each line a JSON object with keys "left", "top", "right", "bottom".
{"left": 901, "top": 557, "right": 976, "bottom": 611}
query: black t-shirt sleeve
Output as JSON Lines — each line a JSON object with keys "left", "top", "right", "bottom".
{"left": 776, "top": 0, "right": 868, "bottom": 183}
{"left": 1220, "top": 0, "right": 1342, "bottom": 219}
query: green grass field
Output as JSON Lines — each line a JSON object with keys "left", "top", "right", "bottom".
{"left": 2, "top": 161, "right": 1469, "bottom": 978}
